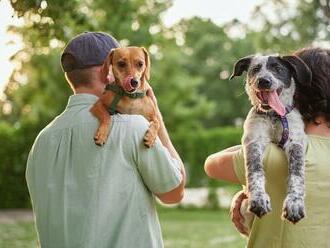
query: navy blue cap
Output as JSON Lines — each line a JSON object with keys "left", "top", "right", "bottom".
{"left": 61, "top": 32, "right": 119, "bottom": 72}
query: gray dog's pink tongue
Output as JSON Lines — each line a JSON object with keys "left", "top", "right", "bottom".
{"left": 268, "top": 90, "right": 286, "bottom": 116}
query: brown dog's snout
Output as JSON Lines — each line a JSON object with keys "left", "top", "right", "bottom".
{"left": 131, "top": 78, "right": 139, "bottom": 88}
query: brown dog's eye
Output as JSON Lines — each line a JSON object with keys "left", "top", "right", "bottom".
{"left": 117, "top": 61, "right": 126, "bottom": 68}
{"left": 137, "top": 61, "right": 144, "bottom": 68}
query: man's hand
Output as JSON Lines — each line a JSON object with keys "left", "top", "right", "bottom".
{"left": 230, "top": 190, "right": 252, "bottom": 236}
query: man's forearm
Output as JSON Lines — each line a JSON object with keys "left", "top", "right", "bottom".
{"left": 156, "top": 111, "right": 186, "bottom": 179}
{"left": 147, "top": 85, "right": 185, "bottom": 180}
{"left": 157, "top": 114, "right": 177, "bottom": 157}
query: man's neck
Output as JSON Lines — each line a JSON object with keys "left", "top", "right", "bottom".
{"left": 74, "top": 83, "right": 105, "bottom": 97}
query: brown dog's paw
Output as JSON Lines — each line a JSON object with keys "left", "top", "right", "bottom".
{"left": 143, "top": 120, "right": 159, "bottom": 148}
{"left": 143, "top": 130, "right": 156, "bottom": 148}
{"left": 94, "top": 126, "right": 110, "bottom": 146}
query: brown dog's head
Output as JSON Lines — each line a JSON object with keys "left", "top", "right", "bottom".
{"left": 105, "top": 46, "right": 150, "bottom": 93}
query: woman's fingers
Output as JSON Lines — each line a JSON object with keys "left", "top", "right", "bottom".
{"left": 230, "top": 191, "right": 249, "bottom": 236}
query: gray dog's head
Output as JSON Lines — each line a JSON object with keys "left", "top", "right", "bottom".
{"left": 230, "top": 55, "right": 312, "bottom": 116}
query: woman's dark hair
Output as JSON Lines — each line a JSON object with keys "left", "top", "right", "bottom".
{"left": 294, "top": 47, "right": 330, "bottom": 123}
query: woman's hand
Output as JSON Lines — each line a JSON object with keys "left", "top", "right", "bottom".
{"left": 230, "top": 190, "right": 250, "bottom": 236}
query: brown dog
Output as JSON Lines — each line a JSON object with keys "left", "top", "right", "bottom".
{"left": 90, "top": 46, "right": 159, "bottom": 147}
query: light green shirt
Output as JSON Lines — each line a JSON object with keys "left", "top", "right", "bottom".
{"left": 234, "top": 135, "right": 330, "bottom": 248}
{"left": 26, "top": 94, "right": 182, "bottom": 248}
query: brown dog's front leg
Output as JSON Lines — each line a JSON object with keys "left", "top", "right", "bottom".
{"left": 90, "top": 100, "right": 112, "bottom": 146}
{"left": 143, "top": 117, "right": 160, "bottom": 148}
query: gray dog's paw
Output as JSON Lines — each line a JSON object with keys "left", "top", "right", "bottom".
{"left": 282, "top": 195, "right": 305, "bottom": 224}
{"left": 249, "top": 192, "right": 272, "bottom": 218}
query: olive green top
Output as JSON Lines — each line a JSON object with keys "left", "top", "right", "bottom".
{"left": 234, "top": 135, "right": 330, "bottom": 248}
{"left": 26, "top": 94, "right": 182, "bottom": 248}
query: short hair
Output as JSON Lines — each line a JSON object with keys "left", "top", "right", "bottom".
{"left": 65, "top": 67, "right": 99, "bottom": 88}
{"left": 63, "top": 53, "right": 102, "bottom": 88}
{"left": 294, "top": 47, "right": 330, "bottom": 123}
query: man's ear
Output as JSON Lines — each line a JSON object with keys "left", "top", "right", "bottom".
{"left": 61, "top": 53, "right": 76, "bottom": 72}
{"left": 280, "top": 55, "right": 312, "bottom": 86}
{"left": 229, "top": 55, "right": 254, "bottom": 80}
{"left": 141, "top": 47, "right": 150, "bottom": 81}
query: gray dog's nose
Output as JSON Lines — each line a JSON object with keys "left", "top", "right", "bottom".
{"left": 131, "top": 78, "right": 139, "bottom": 88}
{"left": 258, "top": 78, "right": 271, "bottom": 89}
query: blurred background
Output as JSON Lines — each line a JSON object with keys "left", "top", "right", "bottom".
{"left": 0, "top": 0, "right": 329, "bottom": 247}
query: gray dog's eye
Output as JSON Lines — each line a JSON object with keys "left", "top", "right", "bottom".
{"left": 251, "top": 66, "right": 260, "bottom": 74}
{"left": 274, "top": 65, "right": 283, "bottom": 73}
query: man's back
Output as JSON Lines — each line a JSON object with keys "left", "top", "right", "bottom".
{"left": 26, "top": 94, "right": 182, "bottom": 248}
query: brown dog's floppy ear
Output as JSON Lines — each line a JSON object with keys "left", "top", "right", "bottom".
{"left": 230, "top": 55, "right": 254, "bottom": 80}
{"left": 102, "top": 49, "right": 116, "bottom": 77}
{"left": 281, "top": 55, "right": 312, "bottom": 86}
{"left": 141, "top": 47, "right": 150, "bottom": 81}
{"left": 106, "top": 49, "right": 116, "bottom": 67}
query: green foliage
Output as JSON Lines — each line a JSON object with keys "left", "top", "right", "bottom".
{"left": 173, "top": 127, "right": 243, "bottom": 187}
{"left": 174, "top": 18, "right": 254, "bottom": 126}
{"left": 249, "top": 0, "right": 330, "bottom": 52}
{"left": 0, "top": 121, "right": 38, "bottom": 208}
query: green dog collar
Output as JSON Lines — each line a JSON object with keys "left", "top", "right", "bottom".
{"left": 105, "top": 84, "right": 146, "bottom": 114}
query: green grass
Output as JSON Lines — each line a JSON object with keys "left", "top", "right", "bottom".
{"left": 0, "top": 221, "right": 38, "bottom": 248}
{"left": 159, "top": 208, "right": 246, "bottom": 248}
{"left": 0, "top": 208, "right": 247, "bottom": 248}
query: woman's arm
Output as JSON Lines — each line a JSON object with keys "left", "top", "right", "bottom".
{"left": 204, "top": 145, "right": 241, "bottom": 183}
{"left": 205, "top": 146, "right": 252, "bottom": 235}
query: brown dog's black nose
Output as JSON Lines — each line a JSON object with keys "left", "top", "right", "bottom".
{"left": 131, "top": 78, "right": 139, "bottom": 88}
{"left": 258, "top": 78, "right": 271, "bottom": 89}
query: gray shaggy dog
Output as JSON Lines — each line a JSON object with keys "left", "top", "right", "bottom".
{"left": 230, "top": 54, "right": 312, "bottom": 223}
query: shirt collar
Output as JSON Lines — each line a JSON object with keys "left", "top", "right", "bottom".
{"left": 66, "top": 93, "right": 99, "bottom": 109}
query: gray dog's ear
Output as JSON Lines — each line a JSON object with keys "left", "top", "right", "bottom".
{"left": 230, "top": 55, "right": 254, "bottom": 80}
{"left": 280, "top": 55, "right": 312, "bottom": 86}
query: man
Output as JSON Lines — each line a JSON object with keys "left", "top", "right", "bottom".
{"left": 26, "top": 32, "right": 185, "bottom": 248}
